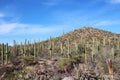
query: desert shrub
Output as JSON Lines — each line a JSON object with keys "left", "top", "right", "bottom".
{"left": 57, "top": 58, "right": 73, "bottom": 70}
{"left": 23, "top": 56, "right": 34, "bottom": 66}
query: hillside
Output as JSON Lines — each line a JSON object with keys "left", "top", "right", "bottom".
{"left": 42, "top": 27, "right": 120, "bottom": 46}
{"left": 0, "top": 27, "right": 120, "bottom": 80}
{"left": 40, "top": 27, "right": 120, "bottom": 54}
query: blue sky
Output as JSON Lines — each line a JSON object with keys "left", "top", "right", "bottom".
{"left": 0, "top": 0, "right": 120, "bottom": 45}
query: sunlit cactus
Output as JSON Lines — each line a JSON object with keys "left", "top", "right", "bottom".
{"left": 75, "top": 42, "right": 78, "bottom": 54}
{"left": 92, "top": 37, "right": 97, "bottom": 61}
{"left": 49, "top": 36, "right": 52, "bottom": 59}
{"left": 60, "top": 42, "right": 63, "bottom": 55}
{"left": 34, "top": 41, "right": 36, "bottom": 61}
{"left": 13, "top": 40, "right": 17, "bottom": 56}
{"left": 24, "top": 39, "right": 27, "bottom": 57}
{"left": 103, "top": 37, "right": 106, "bottom": 46}
{"left": 1, "top": 43, "right": 4, "bottom": 65}
{"left": 117, "top": 40, "right": 120, "bottom": 49}
{"left": 67, "top": 38, "right": 70, "bottom": 59}
{"left": 5, "top": 43, "right": 9, "bottom": 64}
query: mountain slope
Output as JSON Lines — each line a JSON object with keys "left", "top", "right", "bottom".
{"left": 42, "top": 27, "right": 119, "bottom": 44}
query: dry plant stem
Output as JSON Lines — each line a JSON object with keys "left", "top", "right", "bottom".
{"left": 107, "top": 59, "right": 113, "bottom": 75}
{"left": 0, "top": 72, "right": 6, "bottom": 80}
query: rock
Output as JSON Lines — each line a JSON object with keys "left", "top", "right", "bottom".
{"left": 62, "top": 76, "right": 74, "bottom": 80}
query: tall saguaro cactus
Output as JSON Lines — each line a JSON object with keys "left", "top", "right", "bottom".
{"left": 13, "top": 40, "right": 18, "bottom": 56}
{"left": 49, "top": 36, "right": 52, "bottom": 59}
{"left": 34, "top": 41, "right": 36, "bottom": 61}
{"left": 24, "top": 39, "right": 27, "bottom": 57}
{"left": 75, "top": 42, "right": 78, "bottom": 54}
{"left": 60, "top": 42, "right": 63, "bottom": 55}
{"left": 67, "top": 39, "right": 70, "bottom": 59}
{"left": 5, "top": 43, "right": 9, "bottom": 64}
{"left": 1, "top": 43, "right": 4, "bottom": 65}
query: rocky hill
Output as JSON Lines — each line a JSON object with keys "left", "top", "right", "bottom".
{"left": 0, "top": 27, "right": 120, "bottom": 80}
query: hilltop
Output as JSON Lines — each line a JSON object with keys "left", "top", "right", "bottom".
{"left": 43, "top": 27, "right": 120, "bottom": 45}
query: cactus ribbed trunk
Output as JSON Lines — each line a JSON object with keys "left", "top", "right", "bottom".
{"left": 1, "top": 43, "right": 4, "bottom": 65}
{"left": 34, "top": 43, "right": 36, "bottom": 61}
{"left": 24, "top": 39, "right": 27, "bottom": 57}
{"left": 67, "top": 39, "right": 70, "bottom": 59}
{"left": 60, "top": 42, "right": 63, "bottom": 55}
{"left": 5, "top": 43, "right": 8, "bottom": 64}
{"left": 49, "top": 36, "right": 52, "bottom": 59}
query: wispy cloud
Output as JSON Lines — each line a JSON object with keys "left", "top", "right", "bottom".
{"left": 93, "top": 20, "right": 120, "bottom": 26}
{"left": 0, "top": 22, "right": 64, "bottom": 35}
{"left": 106, "top": 0, "right": 120, "bottom": 4}
{"left": 0, "top": 13, "right": 5, "bottom": 17}
{"left": 41, "top": 0, "right": 61, "bottom": 6}
{"left": 40, "top": 0, "right": 71, "bottom": 6}
{"left": 0, "top": 23, "right": 17, "bottom": 34}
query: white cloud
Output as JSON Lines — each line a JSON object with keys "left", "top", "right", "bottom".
{"left": 93, "top": 20, "right": 120, "bottom": 27}
{"left": 107, "top": 0, "right": 120, "bottom": 4}
{"left": 0, "top": 23, "right": 17, "bottom": 34}
{"left": 0, "top": 13, "right": 4, "bottom": 17}
{"left": 41, "top": 0, "right": 60, "bottom": 6}
{"left": 41, "top": 0, "right": 68, "bottom": 6}
{"left": 0, "top": 22, "right": 64, "bottom": 35}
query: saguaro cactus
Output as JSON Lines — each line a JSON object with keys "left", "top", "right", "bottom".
{"left": 24, "top": 39, "right": 27, "bottom": 57}
{"left": 67, "top": 39, "right": 70, "bottom": 59}
{"left": 1, "top": 43, "right": 4, "bottom": 65}
{"left": 117, "top": 40, "right": 120, "bottom": 49}
{"left": 49, "top": 36, "right": 52, "bottom": 59}
{"left": 75, "top": 42, "right": 78, "bottom": 54}
{"left": 5, "top": 43, "right": 9, "bottom": 64}
{"left": 20, "top": 42, "right": 23, "bottom": 55}
{"left": 33, "top": 41, "right": 37, "bottom": 61}
{"left": 60, "top": 42, "right": 63, "bottom": 55}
